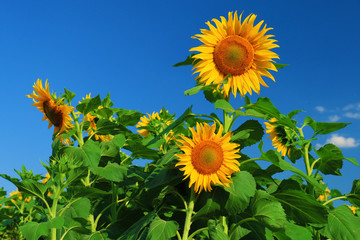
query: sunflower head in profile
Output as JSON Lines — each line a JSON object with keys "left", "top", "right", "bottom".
{"left": 265, "top": 118, "right": 296, "bottom": 157}
{"left": 27, "top": 79, "right": 74, "bottom": 136}
{"left": 136, "top": 109, "right": 174, "bottom": 138}
{"left": 175, "top": 122, "right": 241, "bottom": 193}
{"left": 190, "top": 11, "right": 279, "bottom": 98}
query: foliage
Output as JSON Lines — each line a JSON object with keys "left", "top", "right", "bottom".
{"left": 1, "top": 11, "right": 360, "bottom": 240}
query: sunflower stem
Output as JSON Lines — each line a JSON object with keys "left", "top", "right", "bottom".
{"left": 298, "top": 127, "right": 311, "bottom": 176}
{"left": 182, "top": 188, "right": 196, "bottom": 240}
{"left": 323, "top": 195, "right": 347, "bottom": 206}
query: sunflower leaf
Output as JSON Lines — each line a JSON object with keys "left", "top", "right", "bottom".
{"left": 232, "top": 120, "right": 264, "bottom": 149}
{"left": 274, "top": 63, "right": 289, "bottom": 70}
{"left": 314, "top": 144, "right": 344, "bottom": 175}
{"left": 64, "top": 88, "right": 76, "bottom": 103}
{"left": 76, "top": 94, "right": 101, "bottom": 115}
{"left": 215, "top": 99, "right": 234, "bottom": 113}
{"left": 173, "top": 54, "right": 198, "bottom": 67}
{"left": 147, "top": 216, "right": 179, "bottom": 240}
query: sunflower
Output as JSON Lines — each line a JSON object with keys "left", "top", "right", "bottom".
{"left": 9, "top": 190, "right": 31, "bottom": 203}
{"left": 42, "top": 173, "right": 51, "bottom": 184}
{"left": 27, "top": 79, "right": 74, "bottom": 135}
{"left": 136, "top": 110, "right": 173, "bottom": 138}
{"left": 347, "top": 205, "right": 358, "bottom": 215}
{"left": 190, "top": 11, "right": 279, "bottom": 97}
{"left": 176, "top": 122, "right": 241, "bottom": 193}
{"left": 264, "top": 118, "right": 291, "bottom": 157}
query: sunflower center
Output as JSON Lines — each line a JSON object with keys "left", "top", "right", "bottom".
{"left": 43, "top": 100, "right": 63, "bottom": 127}
{"left": 213, "top": 35, "right": 254, "bottom": 75}
{"left": 191, "top": 141, "right": 223, "bottom": 174}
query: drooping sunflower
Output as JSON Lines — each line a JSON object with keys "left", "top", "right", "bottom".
{"left": 190, "top": 11, "right": 279, "bottom": 97}
{"left": 176, "top": 122, "right": 241, "bottom": 193}
{"left": 27, "top": 79, "right": 74, "bottom": 136}
{"left": 264, "top": 118, "right": 291, "bottom": 157}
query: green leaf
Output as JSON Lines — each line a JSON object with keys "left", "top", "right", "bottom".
{"left": 314, "top": 144, "right": 344, "bottom": 175}
{"left": 100, "top": 141, "right": 120, "bottom": 158}
{"left": 194, "top": 187, "right": 227, "bottom": 220}
{"left": 229, "top": 225, "right": 251, "bottom": 240}
{"left": 203, "top": 88, "right": 225, "bottom": 103}
{"left": 156, "top": 147, "right": 181, "bottom": 165}
{"left": 91, "top": 162, "right": 128, "bottom": 182}
{"left": 224, "top": 171, "right": 256, "bottom": 215}
{"left": 118, "top": 211, "right": 156, "bottom": 240}
{"left": 95, "top": 119, "right": 129, "bottom": 135}
{"left": 287, "top": 110, "right": 303, "bottom": 119}
{"left": 115, "top": 108, "right": 143, "bottom": 126}
{"left": 146, "top": 216, "right": 179, "bottom": 240}
{"left": 127, "top": 139, "right": 159, "bottom": 160}
{"left": 232, "top": 120, "right": 264, "bottom": 149}
{"left": 273, "top": 222, "right": 312, "bottom": 240}
{"left": 345, "top": 157, "right": 359, "bottom": 166}
{"left": 244, "top": 97, "right": 281, "bottom": 120}
{"left": 64, "top": 88, "right": 76, "bottom": 103}
{"left": 274, "top": 63, "right": 289, "bottom": 70}
{"left": 259, "top": 142, "right": 325, "bottom": 191}
{"left": 173, "top": 54, "right": 198, "bottom": 67}
{"left": 112, "top": 134, "right": 126, "bottom": 149}
{"left": 20, "top": 216, "right": 64, "bottom": 240}
{"left": 145, "top": 168, "right": 182, "bottom": 190}
{"left": 325, "top": 205, "right": 360, "bottom": 240}
{"left": 102, "top": 93, "right": 114, "bottom": 108}
{"left": 62, "top": 140, "right": 101, "bottom": 168}
{"left": 273, "top": 189, "right": 328, "bottom": 224}
{"left": 348, "top": 179, "right": 360, "bottom": 207}
{"left": 304, "top": 116, "right": 350, "bottom": 136}
{"left": 214, "top": 99, "right": 234, "bottom": 113}
{"left": 251, "top": 190, "right": 286, "bottom": 230}
{"left": 184, "top": 84, "right": 206, "bottom": 96}
{"left": 208, "top": 220, "right": 229, "bottom": 240}
{"left": 76, "top": 94, "right": 101, "bottom": 115}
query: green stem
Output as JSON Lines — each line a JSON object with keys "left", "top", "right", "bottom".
{"left": 111, "top": 183, "right": 119, "bottom": 223}
{"left": 298, "top": 127, "right": 311, "bottom": 176}
{"left": 71, "top": 112, "right": 84, "bottom": 147}
{"left": 323, "top": 196, "right": 347, "bottom": 206}
{"left": 182, "top": 188, "right": 196, "bottom": 240}
{"left": 221, "top": 216, "right": 228, "bottom": 235}
{"left": 309, "top": 158, "right": 320, "bottom": 176}
{"left": 240, "top": 158, "right": 261, "bottom": 165}
{"left": 188, "top": 227, "right": 208, "bottom": 240}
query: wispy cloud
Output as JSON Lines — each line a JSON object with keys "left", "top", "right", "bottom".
{"left": 315, "top": 106, "right": 325, "bottom": 113}
{"left": 344, "top": 112, "right": 360, "bottom": 119}
{"left": 343, "top": 103, "right": 360, "bottom": 111}
{"left": 325, "top": 134, "right": 359, "bottom": 148}
{"left": 329, "top": 115, "right": 341, "bottom": 122}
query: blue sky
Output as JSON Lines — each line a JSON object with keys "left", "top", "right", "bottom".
{"left": 1, "top": 0, "right": 360, "bottom": 196}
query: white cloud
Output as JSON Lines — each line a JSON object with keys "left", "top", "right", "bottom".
{"left": 343, "top": 103, "right": 360, "bottom": 111}
{"left": 315, "top": 106, "right": 325, "bottom": 113}
{"left": 329, "top": 115, "right": 341, "bottom": 122}
{"left": 325, "top": 134, "right": 359, "bottom": 148}
{"left": 344, "top": 112, "right": 360, "bottom": 119}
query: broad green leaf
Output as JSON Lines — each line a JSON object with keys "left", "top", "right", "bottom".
{"left": 95, "top": 119, "right": 129, "bottom": 135}
{"left": 214, "top": 99, "right": 234, "bottom": 113}
{"left": 203, "top": 88, "right": 225, "bottom": 103}
{"left": 251, "top": 190, "right": 286, "bottom": 230}
{"left": 146, "top": 216, "right": 179, "bottom": 240}
{"left": 112, "top": 134, "right": 126, "bottom": 149}
{"left": 314, "top": 144, "right": 343, "bottom": 175}
{"left": 76, "top": 94, "right": 101, "bottom": 115}
{"left": 156, "top": 147, "right": 181, "bottom": 165}
{"left": 20, "top": 216, "right": 64, "bottom": 240}
{"left": 345, "top": 157, "right": 359, "bottom": 166}
{"left": 91, "top": 162, "right": 128, "bottom": 182}
{"left": 244, "top": 97, "right": 281, "bottom": 120}
{"left": 101, "top": 92, "right": 114, "bottom": 108}
{"left": 229, "top": 224, "right": 251, "bottom": 240}
{"left": 273, "top": 222, "right": 312, "bottom": 240}
{"left": 118, "top": 211, "right": 156, "bottom": 240}
{"left": 64, "top": 88, "right": 76, "bottom": 103}
{"left": 273, "top": 189, "right": 328, "bottom": 224}
{"left": 194, "top": 187, "right": 227, "bottom": 220}
{"left": 127, "top": 139, "right": 159, "bottom": 160}
{"left": 145, "top": 168, "right": 182, "bottom": 190}
{"left": 63, "top": 140, "right": 101, "bottom": 168}
{"left": 224, "top": 171, "right": 256, "bottom": 215}
{"left": 287, "top": 109, "right": 303, "bottom": 119}
{"left": 348, "top": 179, "right": 360, "bottom": 207}
{"left": 208, "top": 220, "right": 229, "bottom": 240}
{"left": 100, "top": 141, "right": 120, "bottom": 158}
{"left": 232, "top": 120, "right": 264, "bottom": 149}
{"left": 325, "top": 205, "right": 360, "bottom": 240}
{"left": 114, "top": 108, "right": 143, "bottom": 126}
{"left": 304, "top": 116, "right": 350, "bottom": 136}
{"left": 259, "top": 142, "right": 324, "bottom": 191}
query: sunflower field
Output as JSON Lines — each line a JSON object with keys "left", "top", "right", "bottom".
{"left": 1, "top": 11, "right": 360, "bottom": 240}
